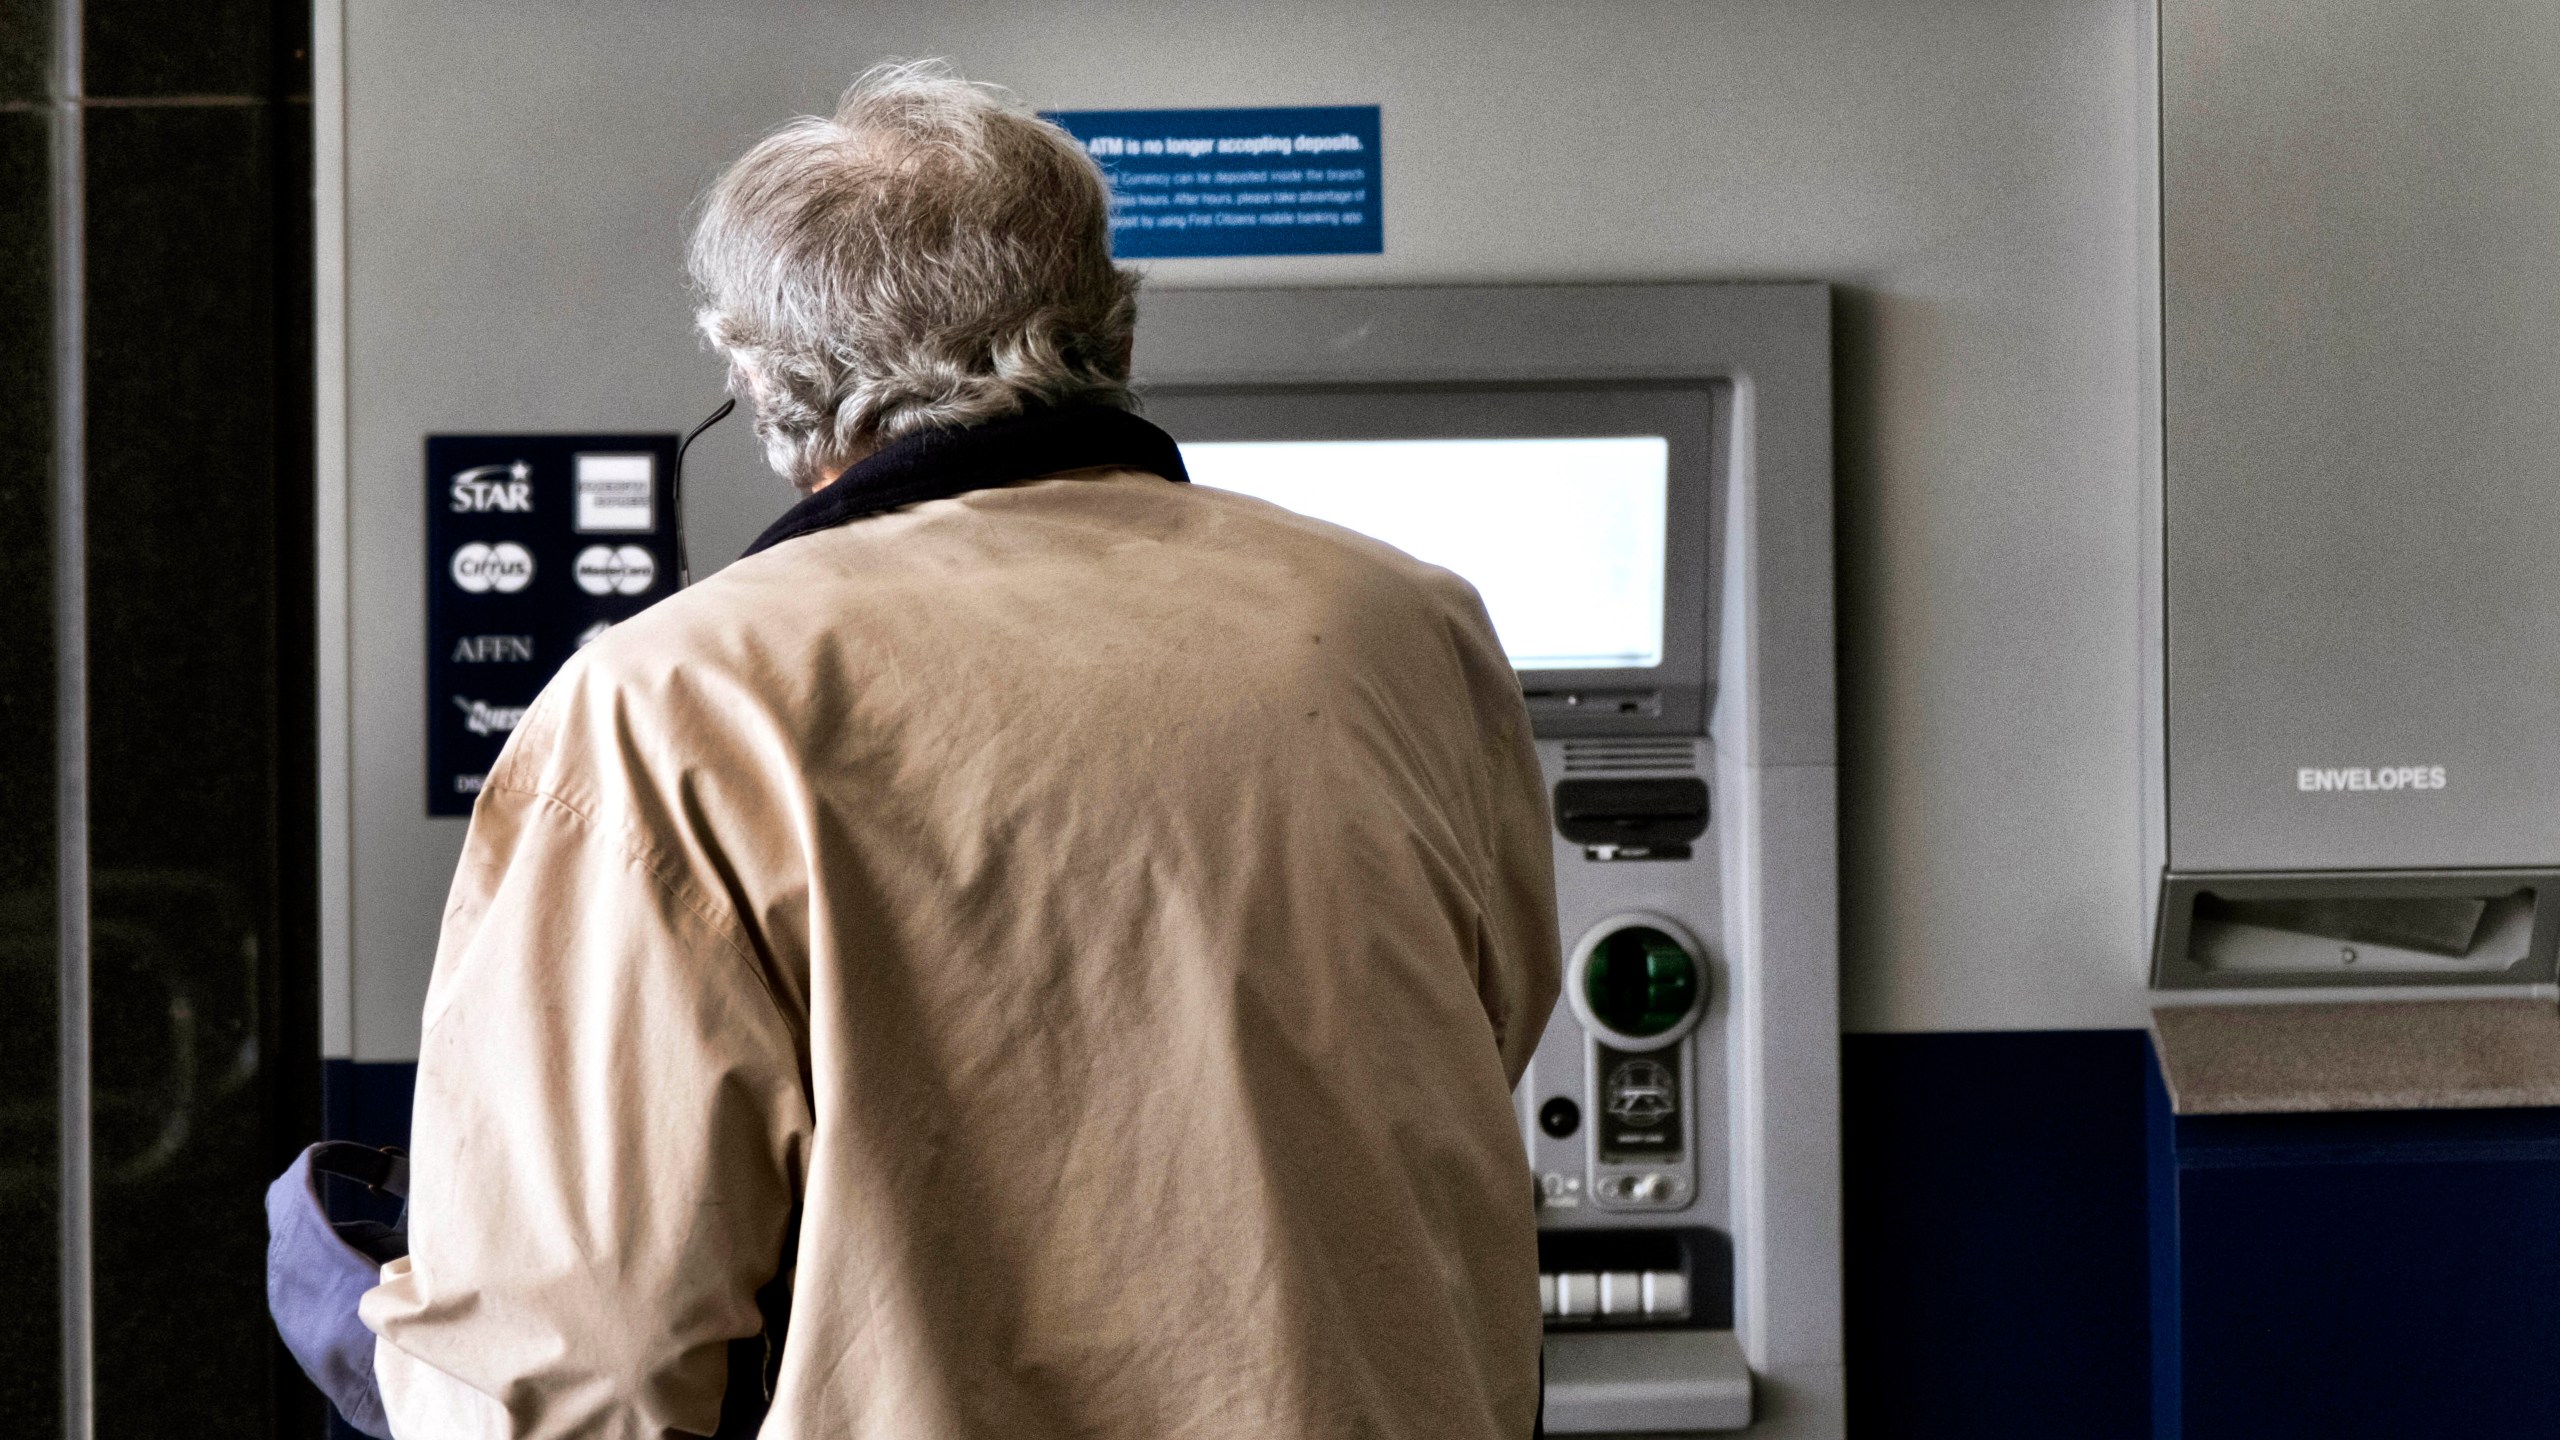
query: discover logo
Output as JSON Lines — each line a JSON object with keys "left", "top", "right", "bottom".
{"left": 2296, "top": 765, "right": 2447, "bottom": 793}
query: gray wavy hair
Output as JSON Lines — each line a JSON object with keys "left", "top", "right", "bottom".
{"left": 687, "top": 61, "right": 1139, "bottom": 491}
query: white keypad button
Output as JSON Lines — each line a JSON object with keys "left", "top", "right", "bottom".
{"left": 1540, "top": 1273, "right": 1558, "bottom": 1316}
{"left": 1642, "top": 1269, "right": 1688, "bottom": 1317}
{"left": 1556, "top": 1271, "right": 1598, "bottom": 1317}
{"left": 1599, "top": 1271, "right": 1645, "bottom": 1316}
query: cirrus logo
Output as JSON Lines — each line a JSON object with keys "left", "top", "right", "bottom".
{"left": 450, "top": 541, "right": 534, "bottom": 594}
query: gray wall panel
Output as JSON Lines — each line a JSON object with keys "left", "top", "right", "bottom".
{"left": 341, "top": 0, "right": 2151, "bottom": 1054}
{"left": 2164, "top": 0, "right": 2560, "bottom": 873}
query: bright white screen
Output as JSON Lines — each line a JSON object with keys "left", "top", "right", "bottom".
{"left": 1180, "top": 436, "right": 1668, "bottom": 670}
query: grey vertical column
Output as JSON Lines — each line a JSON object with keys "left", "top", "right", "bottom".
{"left": 47, "top": 0, "right": 91, "bottom": 1431}
{"left": 1712, "top": 289, "right": 1842, "bottom": 1437}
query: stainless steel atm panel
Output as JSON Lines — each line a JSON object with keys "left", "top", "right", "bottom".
{"left": 2157, "top": 0, "right": 2560, "bottom": 991}
{"left": 1137, "top": 283, "right": 1840, "bottom": 1437}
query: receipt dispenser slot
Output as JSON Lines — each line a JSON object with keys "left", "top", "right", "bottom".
{"left": 1554, "top": 778, "right": 1710, "bottom": 861}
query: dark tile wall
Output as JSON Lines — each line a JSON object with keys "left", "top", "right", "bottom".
{"left": 0, "top": 85, "right": 63, "bottom": 1440}
{"left": 86, "top": 2, "right": 276, "bottom": 100}
{"left": 83, "top": 75, "right": 317, "bottom": 1433}
{"left": 0, "top": 0, "right": 319, "bottom": 1432}
{"left": 0, "top": 0, "right": 43, "bottom": 102}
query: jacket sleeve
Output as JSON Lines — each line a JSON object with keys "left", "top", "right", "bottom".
{"left": 360, "top": 779, "right": 811, "bottom": 1440}
{"left": 1435, "top": 574, "right": 1564, "bottom": 1088}
{"left": 1479, "top": 694, "right": 1564, "bottom": 1087}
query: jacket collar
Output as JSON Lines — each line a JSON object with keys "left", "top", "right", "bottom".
{"left": 742, "top": 404, "right": 1190, "bottom": 559}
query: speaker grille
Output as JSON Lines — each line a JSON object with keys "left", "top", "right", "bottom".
{"left": 1561, "top": 738, "right": 1698, "bottom": 775}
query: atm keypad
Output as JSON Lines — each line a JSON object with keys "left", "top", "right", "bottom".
{"left": 1539, "top": 1268, "right": 1690, "bottom": 1323}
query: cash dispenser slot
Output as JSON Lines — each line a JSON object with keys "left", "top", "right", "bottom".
{"left": 2152, "top": 870, "right": 2560, "bottom": 990}
{"left": 1554, "top": 777, "right": 1710, "bottom": 861}
{"left": 1536, "top": 1230, "right": 1745, "bottom": 1432}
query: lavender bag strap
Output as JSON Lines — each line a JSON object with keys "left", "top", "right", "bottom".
{"left": 265, "top": 1143, "right": 409, "bottom": 1439}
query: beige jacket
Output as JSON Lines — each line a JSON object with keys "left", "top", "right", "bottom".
{"left": 363, "top": 467, "right": 1562, "bottom": 1439}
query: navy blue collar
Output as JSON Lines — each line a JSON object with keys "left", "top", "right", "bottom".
{"left": 742, "top": 404, "right": 1189, "bottom": 559}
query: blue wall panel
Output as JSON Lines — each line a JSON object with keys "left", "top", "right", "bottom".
{"left": 322, "top": 1057, "right": 414, "bottom": 1151}
{"left": 2155, "top": 1100, "right": 2560, "bottom": 1439}
{"left": 319, "top": 1059, "right": 413, "bottom": 1232}
{"left": 329, "top": 1016, "right": 2560, "bottom": 1437}
{"left": 1842, "top": 1030, "right": 2155, "bottom": 1439}
{"left": 337, "top": 1032, "right": 2169, "bottom": 1433}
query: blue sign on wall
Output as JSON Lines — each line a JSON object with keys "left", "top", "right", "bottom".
{"left": 1043, "top": 105, "right": 1382, "bottom": 259}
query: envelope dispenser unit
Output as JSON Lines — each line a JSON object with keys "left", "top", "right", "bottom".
{"left": 2156, "top": 236, "right": 2560, "bottom": 996}
{"left": 1138, "top": 283, "right": 1842, "bottom": 1437}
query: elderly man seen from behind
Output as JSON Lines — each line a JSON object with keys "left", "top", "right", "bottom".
{"left": 359, "top": 61, "right": 1561, "bottom": 1440}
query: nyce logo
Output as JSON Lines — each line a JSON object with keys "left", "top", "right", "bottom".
{"left": 451, "top": 461, "right": 533, "bottom": 513}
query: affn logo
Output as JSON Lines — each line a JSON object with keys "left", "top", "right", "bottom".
{"left": 451, "top": 634, "right": 533, "bottom": 663}
{"left": 451, "top": 461, "right": 533, "bottom": 513}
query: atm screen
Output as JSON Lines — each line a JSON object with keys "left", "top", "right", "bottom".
{"left": 1143, "top": 381, "right": 1717, "bottom": 732}
{"left": 1180, "top": 436, "right": 1671, "bottom": 670}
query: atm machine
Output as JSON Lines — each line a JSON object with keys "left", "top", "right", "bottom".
{"left": 1137, "top": 282, "right": 1843, "bottom": 1437}
{"left": 343, "top": 279, "right": 1839, "bottom": 1434}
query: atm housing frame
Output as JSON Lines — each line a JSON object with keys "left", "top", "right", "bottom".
{"left": 1132, "top": 282, "right": 1841, "bottom": 1436}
